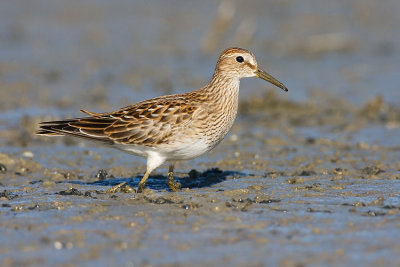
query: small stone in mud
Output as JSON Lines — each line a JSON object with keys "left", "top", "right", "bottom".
{"left": 265, "top": 171, "right": 285, "bottom": 178}
{"left": 88, "top": 190, "right": 103, "bottom": 195}
{"left": 0, "top": 190, "right": 18, "bottom": 200}
{"left": 227, "top": 198, "right": 253, "bottom": 212}
{"left": 361, "top": 166, "right": 385, "bottom": 176}
{"left": 366, "top": 210, "right": 386, "bottom": 217}
{"left": 121, "top": 185, "right": 135, "bottom": 193}
{"left": 287, "top": 178, "right": 297, "bottom": 184}
{"left": 57, "top": 188, "right": 83, "bottom": 196}
{"left": 366, "top": 196, "right": 384, "bottom": 206}
{"left": 63, "top": 172, "right": 76, "bottom": 179}
{"left": 53, "top": 241, "right": 73, "bottom": 250}
{"left": 15, "top": 167, "right": 31, "bottom": 176}
{"left": 182, "top": 203, "right": 200, "bottom": 209}
{"left": 0, "top": 163, "right": 6, "bottom": 173}
{"left": 307, "top": 207, "right": 332, "bottom": 213}
{"left": 84, "top": 191, "right": 96, "bottom": 198}
{"left": 332, "top": 168, "right": 345, "bottom": 175}
{"left": 353, "top": 201, "right": 365, "bottom": 207}
{"left": 304, "top": 183, "right": 321, "bottom": 189}
{"left": 232, "top": 197, "right": 252, "bottom": 203}
{"left": 296, "top": 170, "right": 316, "bottom": 176}
{"left": 28, "top": 204, "right": 40, "bottom": 210}
{"left": 258, "top": 199, "right": 281, "bottom": 204}
{"left": 105, "top": 182, "right": 126, "bottom": 193}
{"left": 104, "top": 182, "right": 134, "bottom": 193}
{"left": 12, "top": 205, "right": 24, "bottom": 211}
{"left": 22, "top": 151, "right": 34, "bottom": 159}
{"left": 253, "top": 194, "right": 280, "bottom": 204}
{"left": 383, "top": 205, "right": 399, "bottom": 209}
{"left": 96, "top": 169, "right": 109, "bottom": 180}
{"left": 147, "top": 197, "right": 174, "bottom": 204}
{"left": 29, "top": 180, "right": 43, "bottom": 184}
{"left": 305, "top": 137, "right": 316, "bottom": 144}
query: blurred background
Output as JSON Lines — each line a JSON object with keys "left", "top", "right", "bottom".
{"left": 0, "top": 0, "right": 399, "bottom": 117}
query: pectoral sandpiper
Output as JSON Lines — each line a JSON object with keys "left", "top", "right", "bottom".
{"left": 37, "top": 47, "right": 288, "bottom": 192}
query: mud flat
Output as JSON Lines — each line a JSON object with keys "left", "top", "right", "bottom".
{"left": 1, "top": 92, "right": 400, "bottom": 266}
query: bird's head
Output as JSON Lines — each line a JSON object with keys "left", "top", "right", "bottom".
{"left": 215, "top": 47, "right": 288, "bottom": 92}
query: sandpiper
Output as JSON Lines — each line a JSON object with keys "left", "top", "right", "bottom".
{"left": 37, "top": 47, "right": 288, "bottom": 192}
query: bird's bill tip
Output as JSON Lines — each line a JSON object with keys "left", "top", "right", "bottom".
{"left": 256, "top": 68, "right": 288, "bottom": 92}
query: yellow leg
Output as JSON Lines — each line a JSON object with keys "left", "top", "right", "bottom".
{"left": 166, "top": 164, "right": 181, "bottom": 192}
{"left": 168, "top": 164, "right": 174, "bottom": 177}
{"left": 137, "top": 170, "right": 151, "bottom": 193}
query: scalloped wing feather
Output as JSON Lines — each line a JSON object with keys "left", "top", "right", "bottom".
{"left": 37, "top": 94, "right": 200, "bottom": 147}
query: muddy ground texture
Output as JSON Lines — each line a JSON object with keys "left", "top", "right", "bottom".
{"left": 1, "top": 92, "right": 400, "bottom": 266}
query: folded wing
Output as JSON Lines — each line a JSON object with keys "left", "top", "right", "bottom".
{"left": 37, "top": 96, "right": 199, "bottom": 147}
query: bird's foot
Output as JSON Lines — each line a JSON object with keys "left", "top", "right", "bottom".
{"left": 137, "top": 182, "right": 146, "bottom": 193}
{"left": 105, "top": 182, "right": 127, "bottom": 193}
{"left": 167, "top": 180, "right": 181, "bottom": 192}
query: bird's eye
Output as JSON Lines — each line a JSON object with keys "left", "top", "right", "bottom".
{"left": 236, "top": 56, "right": 244, "bottom": 63}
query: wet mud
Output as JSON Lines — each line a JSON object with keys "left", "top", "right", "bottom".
{"left": 1, "top": 92, "right": 400, "bottom": 266}
{"left": 1, "top": 0, "right": 400, "bottom": 266}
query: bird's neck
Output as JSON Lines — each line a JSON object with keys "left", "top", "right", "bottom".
{"left": 199, "top": 72, "right": 240, "bottom": 134}
{"left": 202, "top": 72, "right": 240, "bottom": 104}
{"left": 196, "top": 71, "right": 240, "bottom": 146}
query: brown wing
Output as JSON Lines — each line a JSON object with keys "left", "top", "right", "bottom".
{"left": 37, "top": 95, "right": 199, "bottom": 147}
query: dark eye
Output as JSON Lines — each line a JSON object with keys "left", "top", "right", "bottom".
{"left": 236, "top": 56, "right": 244, "bottom": 63}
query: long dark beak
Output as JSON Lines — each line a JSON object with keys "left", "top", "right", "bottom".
{"left": 256, "top": 67, "right": 288, "bottom": 92}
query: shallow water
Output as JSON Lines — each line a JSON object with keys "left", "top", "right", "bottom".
{"left": 1, "top": 0, "right": 400, "bottom": 266}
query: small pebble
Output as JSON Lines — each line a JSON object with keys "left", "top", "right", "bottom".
{"left": 22, "top": 151, "right": 34, "bottom": 159}
{"left": 54, "top": 241, "right": 63, "bottom": 250}
{"left": 287, "top": 178, "right": 296, "bottom": 184}
{"left": 0, "top": 163, "right": 6, "bottom": 173}
{"left": 96, "top": 169, "right": 108, "bottom": 180}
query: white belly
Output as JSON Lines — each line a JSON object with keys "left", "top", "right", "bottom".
{"left": 114, "top": 137, "right": 211, "bottom": 161}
